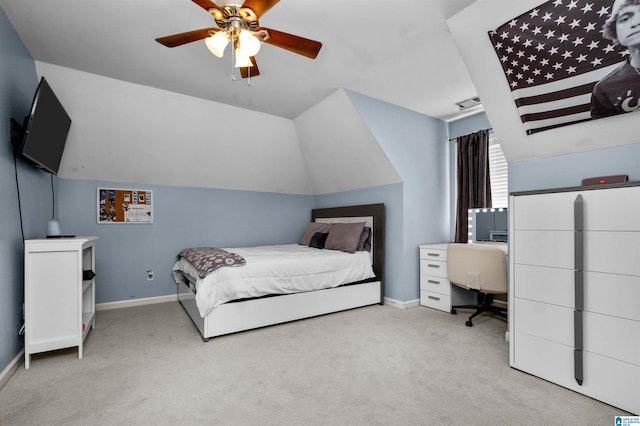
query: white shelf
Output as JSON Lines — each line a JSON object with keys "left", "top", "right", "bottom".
{"left": 24, "top": 236, "right": 98, "bottom": 369}
{"left": 81, "top": 312, "right": 94, "bottom": 340}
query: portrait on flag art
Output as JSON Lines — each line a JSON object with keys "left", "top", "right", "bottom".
{"left": 489, "top": 0, "right": 640, "bottom": 135}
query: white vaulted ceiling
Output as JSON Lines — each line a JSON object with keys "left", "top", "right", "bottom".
{"left": 0, "top": 0, "right": 480, "bottom": 121}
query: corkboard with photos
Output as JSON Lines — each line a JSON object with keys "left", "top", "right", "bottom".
{"left": 97, "top": 188, "right": 153, "bottom": 224}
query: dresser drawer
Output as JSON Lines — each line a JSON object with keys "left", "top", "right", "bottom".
{"left": 420, "top": 259, "right": 447, "bottom": 278}
{"left": 515, "top": 230, "right": 640, "bottom": 276}
{"left": 420, "top": 290, "right": 451, "bottom": 312}
{"left": 513, "top": 186, "right": 640, "bottom": 232}
{"left": 515, "top": 265, "right": 640, "bottom": 321}
{"left": 420, "top": 246, "right": 447, "bottom": 261}
{"left": 585, "top": 271, "right": 640, "bottom": 322}
{"left": 513, "top": 230, "right": 573, "bottom": 269}
{"left": 514, "top": 298, "right": 573, "bottom": 345}
{"left": 420, "top": 275, "right": 451, "bottom": 295}
{"left": 513, "top": 264, "right": 574, "bottom": 306}
{"left": 513, "top": 332, "right": 640, "bottom": 414}
{"left": 514, "top": 298, "right": 640, "bottom": 365}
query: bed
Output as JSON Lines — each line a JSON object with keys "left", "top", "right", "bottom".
{"left": 173, "top": 203, "right": 385, "bottom": 341}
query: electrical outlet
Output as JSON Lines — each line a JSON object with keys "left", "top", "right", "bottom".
{"left": 146, "top": 269, "right": 154, "bottom": 281}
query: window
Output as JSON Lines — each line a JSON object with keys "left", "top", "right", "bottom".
{"left": 488, "top": 135, "right": 508, "bottom": 208}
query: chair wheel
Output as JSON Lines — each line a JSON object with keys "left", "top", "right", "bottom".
{"left": 450, "top": 309, "right": 457, "bottom": 315}
{"left": 465, "top": 320, "right": 473, "bottom": 327}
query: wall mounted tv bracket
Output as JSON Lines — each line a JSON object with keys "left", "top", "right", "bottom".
{"left": 9, "top": 117, "right": 27, "bottom": 148}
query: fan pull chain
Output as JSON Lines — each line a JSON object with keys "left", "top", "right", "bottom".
{"left": 230, "top": 32, "right": 236, "bottom": 81}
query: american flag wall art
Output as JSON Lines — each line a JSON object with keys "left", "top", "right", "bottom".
{"left": 489, "top": 0, "right": 635, "bottom": 134}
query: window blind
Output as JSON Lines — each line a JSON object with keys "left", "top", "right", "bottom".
{"left": 488, "top": 136, "right": 508, "bottom": 208}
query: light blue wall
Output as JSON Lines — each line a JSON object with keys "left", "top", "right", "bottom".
{"left": 315, "top": 184, "right": 403, "bottom": 300}
{"left": 58, "top": 179, "right": 314, "bottom": 303}
{"left": 509, "top": 142, "right": 640, "bottom": 192}
{"left": 448, "top": 112, "right": 492, "bottom": 140}
{"left": 0, "top": 7, "right": 51, "bottom": 373}
{"left": 341, "top": 91, "right": 450, "bottom": 302}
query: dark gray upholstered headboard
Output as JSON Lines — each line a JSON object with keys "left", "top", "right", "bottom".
{"left": 311, "top": 203, "right": 385, "bottom": 303}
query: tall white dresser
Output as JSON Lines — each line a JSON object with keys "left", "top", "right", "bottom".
{"left": 509, "top": 183, "right": 639, "bottom": 414}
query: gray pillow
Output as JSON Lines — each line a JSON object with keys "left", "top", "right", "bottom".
{"left": 298, "top": 222, "right": 331, "bottom": 246}
{"left": 358, "top": 227, "right": 371, "bottom": 251}
{"left": 324, "top": 222, "right": 366, "bottom": 253}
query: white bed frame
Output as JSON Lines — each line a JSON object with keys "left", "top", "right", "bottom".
{"left": 177, "top": 203, "right": 385, "bottom": 341}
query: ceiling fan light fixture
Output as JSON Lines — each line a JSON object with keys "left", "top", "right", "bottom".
{"left": 205, "top": 31, "right": 229, "bottom": 58}
{"left": 234, "top": 49, "right": 253, "bottom": 68}
{"left": 156, "top": 1, "right": 322, "bottom": 80}
{"left": 238, "top": 29, "right": 261, "bottom": 57}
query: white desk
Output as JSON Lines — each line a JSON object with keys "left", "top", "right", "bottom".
{"left": 419, "top": 242, "right": 508, "bottom": 313}
{"left": 419, "top": 243, "right": 476, "bottom": 312}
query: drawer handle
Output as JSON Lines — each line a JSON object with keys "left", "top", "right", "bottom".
{"left": 427, "top": 280, "right": 440, "bottom": 285}
{"left": 428, "top": 296, "right": 440, "bottom": 301}
{"left": 427, "top": 264, "right": 440, "bottom": 269}
{"left": 427, "top": 253, "right": 440, "bottom": 257}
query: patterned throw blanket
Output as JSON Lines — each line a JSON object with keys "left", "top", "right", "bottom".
{"left": 178, "top": 247, "right": 246, "bottom": 279}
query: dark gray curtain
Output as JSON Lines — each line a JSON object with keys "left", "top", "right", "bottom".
{"left": 454, "top": 129, "right": 492, "bottom": 243}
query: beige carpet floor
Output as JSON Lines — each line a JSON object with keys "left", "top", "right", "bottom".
{"left": 0, "top": 302, "right": 631, "bottom": 425}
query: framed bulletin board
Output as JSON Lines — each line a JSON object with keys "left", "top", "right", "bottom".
{"left": 97, "top": 188, "right": 153, "bottom": 224}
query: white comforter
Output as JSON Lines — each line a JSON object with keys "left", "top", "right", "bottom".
{"left": 172, "top": 244, "right": 375, "bottom": 318}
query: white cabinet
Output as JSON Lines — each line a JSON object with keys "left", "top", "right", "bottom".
{"left": 419, "top": 244, "right": 450, "bottom": 311}
{"left": 24, "top": 237, "right": 98, "bottom": 369}
{"left": 509, "top": 184, "right": 640, "bottom": 414}
{"left": 419, "top": 243, "right": 476, "bottom": 312}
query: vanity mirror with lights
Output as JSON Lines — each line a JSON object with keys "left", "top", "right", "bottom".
{"left": 468, "top": 208, "right": 508, "bottom": 243}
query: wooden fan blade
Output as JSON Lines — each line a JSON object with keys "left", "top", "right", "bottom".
{"left": 240, "top": 58, "right": 260, "bottom": 78}
{"left": 156, "top": 28, "right": 218, "bottom": 47}
{"left": 242, "top": 0, "right": 279, "bottom": 18}
{"left": 191, "top": 0, "right": 222, "bottom": 12}
{"left": 261, "top": 28, "right": 322, "bottom": 59}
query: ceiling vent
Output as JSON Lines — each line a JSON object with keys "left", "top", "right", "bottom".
{"left": 456, "top": 96, "right": 482, "bottom": 111}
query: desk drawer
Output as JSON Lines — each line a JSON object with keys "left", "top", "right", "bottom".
{"left": 420, "top": 290, "right": 451, "bottom": 312}
{"left": 420, "top": 247, "right": 447, "bottom": 261}
{"left": 420, "top": 275, "right": 451, "bottom": 295}
{"left": 420, "top": 259, "right": 448, "bottom": 278}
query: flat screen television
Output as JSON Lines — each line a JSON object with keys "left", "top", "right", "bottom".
{"left": 11, "top": 77, "right": 72, "bottom": 175}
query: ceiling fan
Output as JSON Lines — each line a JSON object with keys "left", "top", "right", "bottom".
{"left": 155, "top": 0, "right": 323, "bottom": 78}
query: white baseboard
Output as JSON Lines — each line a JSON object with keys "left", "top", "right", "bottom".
{"left": 96, "top": 294, "right": 178, "bottom": 311}
{"left": 98, "top": 294, "right": 424, "bottom": 311}
{"left": 98, "top": 294, "right": 422, "bottom": 311}
{"left": 384, "top": 297, "right": 420, "bottom": 309}
{"left": 0, "top": 349, "right": 24, "bottom": 391}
